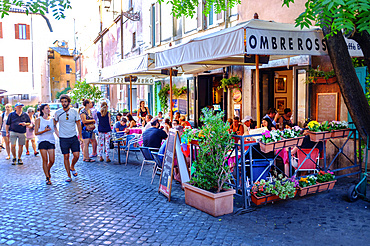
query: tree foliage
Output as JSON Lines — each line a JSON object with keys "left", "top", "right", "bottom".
{"left": 69, "top": 80, "right": 102, "bottom": 105}
{"left": 55, "top": 86, "right": 71, "bottom": 99}
{"left": 282, "top": 0, "right": 370, "bottom": 37}
{"left": 0, "top": 0, "right": 71, "bottom": 19}
{"left": 157, "top": 0, "right": 241, "bottom": 18}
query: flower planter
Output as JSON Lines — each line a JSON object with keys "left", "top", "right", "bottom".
{"left": 297, "top": 180, "right": 337, "bottom": 197}
{"left": 314, "top": 77, "right": 337, "bottom": 84}
{"left": 251, "top": 193, "right": 281, "bottom": 206}
{"left": 282, "top": 136, "right": 305, "bottom": 148}
{"left": 331, "top": 129, "right": 350, "bottom": 139}
{"left": 308, "top": 131, "right": 332, "bottom": 142}
{"left": 183, "top": 182, "right": 236, "bottom": 217}
{"left": 259, "top": 140, "right": 285, "bottom": 153}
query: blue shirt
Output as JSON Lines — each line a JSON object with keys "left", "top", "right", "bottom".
{"left": 114, "top": 121, "right": 127, "bottom": 132}
{"left": 97, "top": 112, "right": 111, "bottom": 133}
{"left": 6, "top": 111, "right": 31, "bottom": 133}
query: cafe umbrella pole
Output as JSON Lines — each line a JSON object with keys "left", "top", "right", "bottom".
{"left": 255, "top": 55, "right": 260, "bottom": 125}
{"left": 130, "top": 75, "right": 132, "bottom": 114}
{"left": 169, "top": 68, "right": 173, "bottom": 122}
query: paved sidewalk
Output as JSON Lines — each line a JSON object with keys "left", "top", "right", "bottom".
{"left": 0, "top": 146, "right": 369, "bottom": 246}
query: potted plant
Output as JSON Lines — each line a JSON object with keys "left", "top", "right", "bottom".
{"left": 330, "top": 121, "right": 350, "bottom": 138}
{"left": 251, "top": 174, "right": 297, "bottom": 205}
{"left": 307, "top": 121, "right": 332, "bottom": 142}
{"left": 158, "top": 84, "right": 170, "bottom": 113}
{"left": 183, "top": 108, "right": 235, "bottom": 217}
{"left": 281, "top": 126, "right": 305, "bottom": 147}
{"left": 307, "top": 68, "right": 337, "bottom": 84}
{"left": 218, "top": 76, "right": 241, "bottom": 91}
{"left": 259, "top": 130, "right": 284, "bottom": 153}
{"left": 297, "top": 171, "right": 336, "bottom": 196}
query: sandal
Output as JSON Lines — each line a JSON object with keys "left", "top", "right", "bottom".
{"left": 65, "top": 177, "right": 72, "bottom": 182}
{"left": 83, "top": 159, "right": 95, "bottom": 162}
{"left": 89, "top": 154, "right": 97, "bottom": 158}
{"left": 46, "top": 177, "right": 52, "bottom": 185}
{"left": 106, "top": 158, "right": 111, "bottom": 163}
{"left": 99, "top": 157, "right": 104, "bottom": 162}
{"left": 26, "top": 151, "right": 30, "bottom": 155}
{"left": 70, "top": 169, "right": 78, "bottom": 177}
{"left": 6, "top": 156, "right": 10, "bottom": 160}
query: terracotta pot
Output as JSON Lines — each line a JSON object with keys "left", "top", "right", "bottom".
{"left": 308, "top": 131, "right": 332, "bottom": 142}
{"left": 297, "top": 180, "right": 337, "bottom": 197}
{"left": 251, "top": 193, "right": 280, "bottom": 206}
{"left": 314, "top": 77, "right": 337, "bottom": 84}
{"left": 259, "top": 140, "right": 284, "bottom": 153}
{"left": 282, "top": 136, "right": 305, "bottom": 148}
{"left": 331, "top": 129, "right": 350, "bottom": 139}
{"left": 190, "top": 140, "right": 199, "bottom": 145}
{"left": 183, "top": 182, "right": 236, "bottom": 217}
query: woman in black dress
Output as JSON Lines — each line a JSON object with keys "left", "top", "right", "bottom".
{"left": 138, "top": 101, "right": 149, "bottom": 126}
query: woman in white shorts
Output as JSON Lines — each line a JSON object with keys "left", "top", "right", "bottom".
{"left": 35, "top": 104, "right": 58, "bottom": 185}
{"left": 25, "top": 107, "right": 39, "bottom": 156}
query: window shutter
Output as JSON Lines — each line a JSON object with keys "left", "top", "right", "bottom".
{"left": 26, "top": 25, "right": 30, "bottom": 40}
{"left": 24, "top": 57, "right": 28, "bottom": 72}
{"left": 19, "top": 57, "right": 21, "bottom": 71}
{"left": 197, "top": 2, "right": 203, "bottom": 30}
{"left": 155, "top": 2, "right": 161, "bottom": 46}
{"left": 149, "top": 7, "right": 152, "bottom": 46}
{"left": 19, "top": 57, "right": 28, "bottom": 72}
{"left": 15, "top": 24, "right": 19, "bottom": 39}
{"left": 0, "top": 56, "right": 4, "bottom": 72}
{"left": 0, "top": 22, "right": 3, "bottom": 38}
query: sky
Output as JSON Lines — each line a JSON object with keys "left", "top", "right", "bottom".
{"left": 46, "top": 0, "right": 100, "bottom": 51}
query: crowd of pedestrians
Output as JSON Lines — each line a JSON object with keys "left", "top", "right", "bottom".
{"left": 0, "top": 97, "right": 193, "bottom": 185}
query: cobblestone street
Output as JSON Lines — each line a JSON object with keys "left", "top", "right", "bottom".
{"left": 0, "top": 146, "right": 369, "bottom": 246}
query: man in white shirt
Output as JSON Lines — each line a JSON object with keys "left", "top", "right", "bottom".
{"left": 54, "top": 94, "right": 83, "bottom": 182}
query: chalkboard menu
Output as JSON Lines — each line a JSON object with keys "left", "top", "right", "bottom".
{"left": 158, "top": 130, "right": 190, "bottom": 201}
{"left": 178, "top": 99, "right": 187, "bottom": 115}
{"left": 316, "top": 93, "right": 338, "bottom": 122}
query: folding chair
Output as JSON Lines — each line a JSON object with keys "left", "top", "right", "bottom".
{"left": 125, "top": 135, "right": 142, "bottom": 165}
{"left": 151, "top": 152, "right": 164, "bottom": 184}
{"left": 139, "top": 146, "right": 156, "bottom": 176}
{"left": 294, "top": 148, "right": 320, "bottom": 173}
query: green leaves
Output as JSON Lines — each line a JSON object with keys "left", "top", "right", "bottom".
{"left": 0, "top": 0, "right": 71, "bottom": 20}
{"left": 69, "top": 80, "right": 103, "bottom": 105}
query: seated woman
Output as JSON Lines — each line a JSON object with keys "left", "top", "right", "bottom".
{"left": 163, "top": 118, "right": 172, "bottom": 134}
{"left": 179, "top": 116, "right": 192, "bottom": 129}
{"left": 261, "top": 117, "right": 276, "bottom": 131}
{"left": 126, "top": 113, "right": 137, "bottom": 128}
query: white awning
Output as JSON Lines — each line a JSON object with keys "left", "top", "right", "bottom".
{"left": 100, "top": 53, "right": 157, "bottom": 81}
{"left": 155, "top": 19, "right": 363, "bottom": 69}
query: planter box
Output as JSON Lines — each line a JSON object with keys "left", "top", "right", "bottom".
{"left": 331, "top": 129, "right": 350, "bottom": 139}
{"left": 282, "top": 136, "right": 305, "bottom": 148}
{"left": 314, "top": 77, "right": 337, "bottom": 84}
{"left": 308, "top": 131, "right": 332, "bottom": 142}
{"left": 259, "top": 140, "right": 285, "bottom": 153}
{"left": 297, "top": 180, "right": 337, "bottom": 197}
{"left": 183, "top": 182, "right": 236, "bottom": 217}
{"left": 251, "top": 193, "right": 281, "bottom": 206}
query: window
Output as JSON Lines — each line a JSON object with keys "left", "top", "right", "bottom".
{"left": 0, "top": 56, "right": 3, "bottom": 72}
{"left": 67, "top": 80, "right": 70, "bottom": 88}
{"left": 15, "top": 24, "right": 29, "bottom": 40}
{"left": 21, "top": 94, "right": 29, "bottom": 100}
{"left": 19, "top": 57, "right": 28, "bottom": 72}
{"left": 0, "top": 22, "right": 3, "bottom": 38}
{"left": 66, "top": 64, "right": 70, "bottom": 74}
{"left": 132, "top": 32, "right": 136, "bottom": 48}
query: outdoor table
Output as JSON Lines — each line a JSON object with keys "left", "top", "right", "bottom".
{"left": 112, "top": 135, "right": 126, "bottom": 164}
{"left": 128, "top": 128, "right": 143, "bottom": 135}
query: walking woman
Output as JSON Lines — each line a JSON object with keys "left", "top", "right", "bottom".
{"left": 97, "top": 102, "right": 112, "bottom": 162}
{"left": 137, "top": 101, "right": 149, "bottom": 126}
{"left": 35, "top": 104, "right": 57, "bottom": 185}
{"left": 80, "top": 99, "right": 96, "bottom": 162}
{"left": 0, "top": 104, "right": 12, "bottom": 159}
{"left": 25, "top": 107, "right": 39, "bottom": 156}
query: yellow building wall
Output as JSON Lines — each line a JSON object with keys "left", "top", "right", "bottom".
{"left": 50, "top": 51, "right": 76, "bottom": 101}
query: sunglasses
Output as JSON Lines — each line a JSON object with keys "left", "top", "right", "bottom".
{"left": 66, "top": 113, "right": 69, "bottom": 120}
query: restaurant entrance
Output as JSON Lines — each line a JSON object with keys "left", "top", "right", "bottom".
{"left": 258, "top": 67, "right": 308, "bottom": 127}
{"left": 196, "top": 74, "right": 225, "bottom": 126}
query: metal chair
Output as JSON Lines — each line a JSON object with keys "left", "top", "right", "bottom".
{"left": 151, "top": 152, "right": 164, "bottom": 184}
{"left": 294, "top": 148, "right": 320, "bottom": 173}
{"left": 138, "top": 146, "right": 156, "bottom": 176}
{"left": 111, "top": 132, "right": 126, "bottom": 161}
{"left": 125, "top": 134, "right": 142, "bottom": 165}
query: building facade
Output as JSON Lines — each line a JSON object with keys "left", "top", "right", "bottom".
{"left": 49, "top": 40, "right": 76, "bottom": 101}
{"left": 0, "top": 7, "right": 53, "bottom": 105}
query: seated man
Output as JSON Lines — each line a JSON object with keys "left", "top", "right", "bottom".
{"left": 263, "top": 108, "right": 279, "bottom": 127}
{"left": 142, "top": 120, "right": 168, "bottom": 149}
{"left": 142, "top": 115, "right": 154, "bottom": 132}
{"left": 114, "top": 118, "right": 127, "bottom": 133}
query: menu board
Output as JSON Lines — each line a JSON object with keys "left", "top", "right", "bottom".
{"left": 316, "top": 93, "right": 338, "bottom": 122}
{"left": 158, "top": 130, "right": 190, "bottom": 201}
{"left": 178, "top": 99, "right": 187, "bottom": 115}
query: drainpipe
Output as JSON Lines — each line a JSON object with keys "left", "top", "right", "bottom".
{"left": 31, "top": 14, "right": 35, "bottom": 90}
